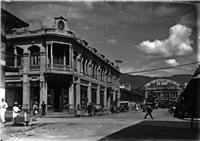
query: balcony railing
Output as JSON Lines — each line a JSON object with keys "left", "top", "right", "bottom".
{"left": 46, "top": 64, "right": 71, "bottom": 71}
{"left": 29, "top": 65, "right": 40, "bottom": 71}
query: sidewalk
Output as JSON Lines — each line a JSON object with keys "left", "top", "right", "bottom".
{"left": 3, "top": 110, "right": 111, "bottom": 127}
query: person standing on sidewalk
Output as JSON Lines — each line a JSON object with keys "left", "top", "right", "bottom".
{"left": 41, "top": 101, "right": 46, "bottom": 116}
{"left": 0, "top": 98, "right": 8, "bottom": 127}
{"left": 32, "top": 102, "right": 38, "bottom": 121}
{"left": 135, "top": 103, "right": 139, "bottom": 111}
{"left": 144, "top": 106, "right": 154, "bottom": 119}
{"left": 87, "top": 103, "right": 93, "bottom": 117}
{"left": 12, "top": 102, "right": 21, "bottom": 123}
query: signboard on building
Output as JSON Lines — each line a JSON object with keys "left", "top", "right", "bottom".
{"left": 145, "top": 79, "right": 180, "bottom": 88}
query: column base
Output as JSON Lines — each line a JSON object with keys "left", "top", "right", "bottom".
{"left": 69, "top": 107, "right": 75, "bottom": 115}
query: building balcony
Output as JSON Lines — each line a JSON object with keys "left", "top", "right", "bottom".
{"left": 46, "top": 64, "right": 72, "bottom": 74}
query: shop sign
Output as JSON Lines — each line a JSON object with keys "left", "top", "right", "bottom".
{"left": 145, "top": 79, "right": 180, "bottom": 88}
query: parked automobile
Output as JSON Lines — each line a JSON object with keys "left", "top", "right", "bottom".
{"left": 119, "top": 101, "right": 129, "bottom": 112}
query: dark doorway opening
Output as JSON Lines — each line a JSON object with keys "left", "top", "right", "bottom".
{"left": 54, "top": 84, "right": 62, "bottom": 112}
{"left": 30, "top": 81, "right": 40, "bottom": 109}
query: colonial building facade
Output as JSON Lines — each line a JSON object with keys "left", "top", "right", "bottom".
{"left": 5, "top": 17, "right": 121, "bottom": 114}
{"left": 144, "top": 79, "right": 183, "bottom": 104}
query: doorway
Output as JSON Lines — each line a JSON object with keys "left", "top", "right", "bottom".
{"left": 48, "top": 82, "right": 69, "bottom": 112}
{"left": 54, "top": 84, "right": 63, "bottom": 112}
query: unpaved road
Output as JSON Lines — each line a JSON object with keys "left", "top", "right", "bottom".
{"left": 1, "top": 109, "right": 199, "bottom": 141}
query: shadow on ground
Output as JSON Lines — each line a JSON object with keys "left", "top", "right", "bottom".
{"left": 99, "top": 120, "right": 200, "bottom": 141}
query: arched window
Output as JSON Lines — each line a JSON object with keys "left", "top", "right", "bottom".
{"left": 81, "top": 56, "right": 86, "bottom": 74}
{"left": 30, "top": 47, "right": 40, "bottom": 66}
{"left": 92, "top": 62, "right": 95, "bottom": 78}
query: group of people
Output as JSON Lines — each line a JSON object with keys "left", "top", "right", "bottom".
{"left": 76, "top": 103, "right": 104, "bottom": 117}
{"left": 1, "top": 98, "right": 155, "bottom": 127}
{"left": 12, "top": 101, "right": 47, "bottom": 123}
{"left": 0, "top": 98, "right": 47, "bottom": 127}
{"left": 87, "top": 103, "right": 104, "bottom": 116}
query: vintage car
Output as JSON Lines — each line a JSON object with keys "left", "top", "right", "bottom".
{"left": 119, "top": 101, "right": 129, "bottom": 112}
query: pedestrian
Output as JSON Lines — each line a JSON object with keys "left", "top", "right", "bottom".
{"left": 0, "top": 98, "right": 8, "bottom": 127}
{"left": 76, "top": 104, "right": 82, "bottom": 117}
{"left": 144, "top": 106, "right": 154, "bottom": 119}
{"left": 12, "top": 102, "right": 21, "bottom": 124}
{"left": 32, "top": 102, "right": 38, "bottom": 121}
{"left": 41, "top": 101, "right": 46, "bottom": 116}
{"left": 87, "top": 103, "right": 93, "bottom": 116}
{"left": 135, "top": 103, "right": 139, "bottom": 111}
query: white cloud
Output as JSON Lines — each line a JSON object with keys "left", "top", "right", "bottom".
{"left": 165, "top": 59, "right": 179, "bottom": 66}
{"left": 107, "top": 39, "right": 118, "bottom": 44}
{"left": 120, "top": 66, "right": 136, "bottom": 74}
{"left": 136, "top": 24, "right": 193, "bottom": 58}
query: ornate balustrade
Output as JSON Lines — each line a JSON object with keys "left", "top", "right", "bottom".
{"left": 46, "top": 64, "right": 71, "bottom": 72}
{"left": 29, "top": 65, "right": 40, "bottom": 71}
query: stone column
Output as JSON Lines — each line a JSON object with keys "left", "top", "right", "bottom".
{"left": 69, "top": 77, "right": 75, "bottom": 114}
{"left": 113, "top": 90, "right": 116, "bottom": 103}
{"left": 88, "top": 60, "right": 92, "bottom": 77}
{"left": 14, "top": 46, "right": 17, "bottom": 67}
{"left": 50, "top": 43, "right": 53, "bottom": 69}
{"left": 104, "top": 88, "right": 107, "bottom": 109}
{"left": 76, "top": 78, "right": 81, "bottom": 107}
{"left": 145, "top": 91, "right": 148, "bottom": 99}
{"left": 22, "top": 52, "right": 30, "bottom": 110}
{"left": 0, "top": 40, "right": 6, "bottom": 99}
{"left": 40, "top": 47, "right": 47, "bottom": 113}
{"left": 97, "top": 85, "right": 100, "bottom": 104}
{"left": 69, "top": 45, "right": 72, "bottom": 69}
{"left": 46, "top": 44, "right": 49, "bottom": 65}
{"left": 76, "top": 54, "right": 81, "bottom": 74}
{"left": 80, "top": 56, "right": 83, "bottom": 73}
{"left": 97, "top": 66, "right": 101, "bottom": 81}
{"left": 87, "top": 82, "right": 92, "bottom": 103}
{"left": 64, "top": 47, "right": 66, "bottom": 65}
{"left": 85, "top": 59, "right": 88, "bottom": 74}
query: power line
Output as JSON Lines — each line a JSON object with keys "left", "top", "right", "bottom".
{"left": 123, "top": 61, "right": 200, "bottom": 74}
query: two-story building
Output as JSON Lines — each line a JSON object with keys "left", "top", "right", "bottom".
{"left": 5, "top": 17, "right": 121, "bottom": 114}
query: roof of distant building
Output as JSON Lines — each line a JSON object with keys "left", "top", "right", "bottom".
{"left": 1, "top": 8, "right": 29, "bottom": 32}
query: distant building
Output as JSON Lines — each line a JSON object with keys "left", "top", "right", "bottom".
{"left": 144, "top": 79, "right": 183, "bottom": 104}
{"left": 120, "top": 83, "right": 131, "bottom": 91}
{"left": 120, "top": 88, "right": 144, "bottom": 103}
{"left": 5, "top": 16, "right": 120, "bottom": 114}
{"left": 120, "top": 83, "right": 144, "bottom": 103}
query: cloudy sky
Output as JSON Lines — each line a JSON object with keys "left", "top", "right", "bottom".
{"left": 4, "top": 1, "right": 199, "bottom": 77}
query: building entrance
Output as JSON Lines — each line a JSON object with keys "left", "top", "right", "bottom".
{"left": 54, "top": 85, "right": 62, "bottom": 112}
{"left": 48, "top": 82, "right": 69, "bottom": 112}
{"left": 30, "top": 81, "right": 40, "bottom": 109}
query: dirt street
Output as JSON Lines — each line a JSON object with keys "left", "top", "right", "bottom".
{"left": 1, "top": 109, "right": 199, "bottom": 141}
